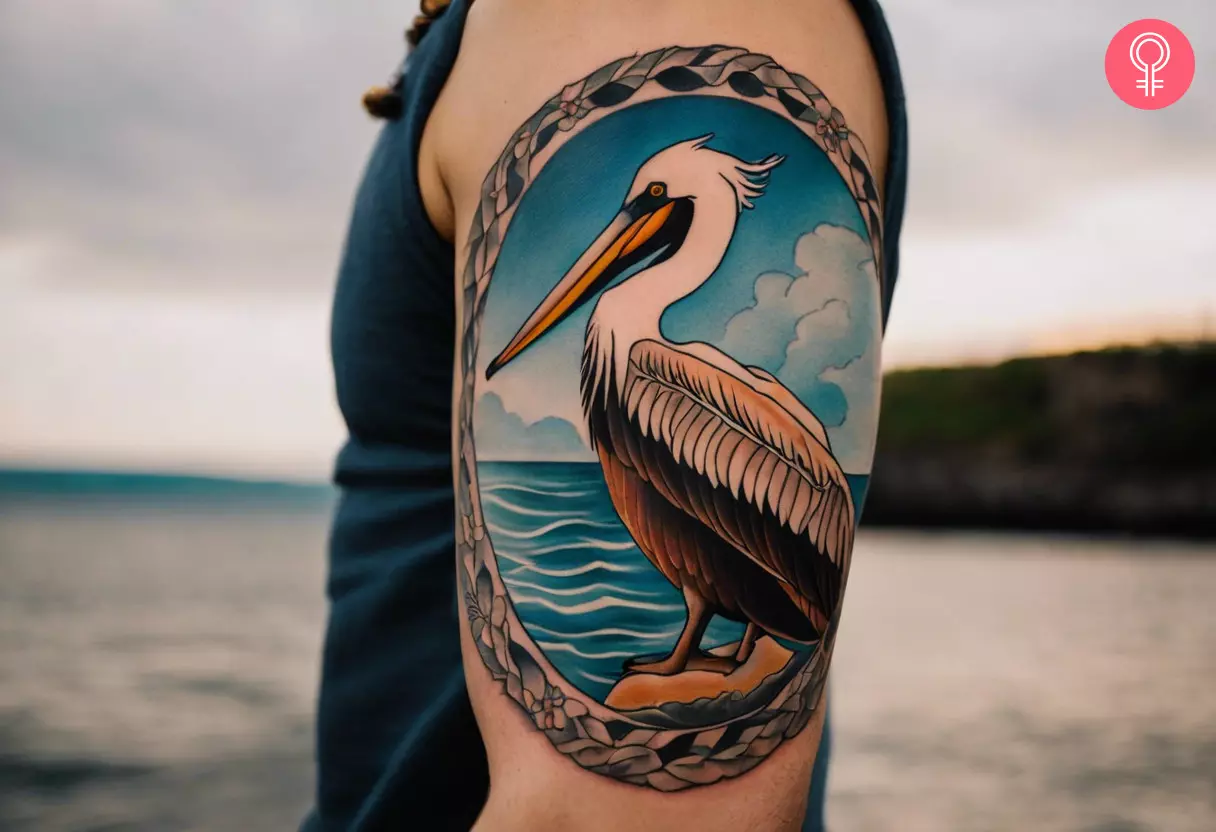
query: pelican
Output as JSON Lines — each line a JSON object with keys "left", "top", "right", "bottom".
{"left": 486, "top": 135, "right": 854, "bottom": 676}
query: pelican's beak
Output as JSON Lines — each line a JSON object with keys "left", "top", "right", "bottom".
{"left": 485, "top": 197, "right": 692, "bottom": 379}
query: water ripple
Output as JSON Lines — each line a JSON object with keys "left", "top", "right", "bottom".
{"left": 501, "top": 558, "right": 641, "bottom": 579}
{"left": 503, "top": 578, "right": 664, "bottom": 599}
{"left": 483, "top": 493, "right": 587, "bottom": 519}
{"left": 491, "top": 517, "right": 621, "bottom": 540}
{"left": 481, "top": 483, "right": 596, "bottom": 499}
{"left": 504, "top": 538, "right": 638, "bottom": 557}
{"left": 577, "top": 670, "right": 621, "bottom": 686}
{"left": 527, "top": 623, "right": 682, "bottom": 641}
{"left": 510, "top": 593, "right": 684, "bottom": 615}
{"left": 536, "top": 641, "right": 636, "bottom": 661}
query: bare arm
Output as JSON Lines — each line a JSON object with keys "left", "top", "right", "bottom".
{"left": 424, "top": 1, "right": 888, "bottom": 828}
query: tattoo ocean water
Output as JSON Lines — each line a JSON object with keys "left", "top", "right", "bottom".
{"left": 456, "top": 46, "right": 884, "bottom": 790}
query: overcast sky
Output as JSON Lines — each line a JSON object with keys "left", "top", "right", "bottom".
{"left": 1, "top": 1, "right": 1213, "bottom": 478}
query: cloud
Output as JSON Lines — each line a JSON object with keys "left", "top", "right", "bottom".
{"left": 0, "top": 0, "right": 411, "bottom": 295}
{"left": 882, "top": 0, "right": 1216, "bottom": 232}
{"left": 718, "top": 224, "right": 880, "bottom": 473}
{"left": 1, "top": 0, "right": 1211, "bottom": 477}
{"left": 474, "top": 392, "right": 593, "bottom": 462}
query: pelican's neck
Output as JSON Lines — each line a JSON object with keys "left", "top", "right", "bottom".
{"left": 584, "top": 192, "right": 739, "bottom": 413}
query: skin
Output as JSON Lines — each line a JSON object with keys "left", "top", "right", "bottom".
{"left": 417, "top": 1, "right": 888, "bottom": 829}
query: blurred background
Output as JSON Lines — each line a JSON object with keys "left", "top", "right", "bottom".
{"left": 1, "top": 1, "right": 1212, "bottom": 830}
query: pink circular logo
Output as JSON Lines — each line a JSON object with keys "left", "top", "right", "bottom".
{"left": 1106, "top": 19, "right": 1195, "bottom": 109}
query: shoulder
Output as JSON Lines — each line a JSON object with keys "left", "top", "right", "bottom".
{"left": 419, "top": 0, "right": 889, "bottom": 247}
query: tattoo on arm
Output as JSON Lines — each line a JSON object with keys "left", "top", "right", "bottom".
{"left": 455, "top": 44, "right": 884, "bottom": 791}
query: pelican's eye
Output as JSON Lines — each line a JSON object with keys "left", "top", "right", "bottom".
{"left": 648, "top": 182, "right": 666, "bottom": 198}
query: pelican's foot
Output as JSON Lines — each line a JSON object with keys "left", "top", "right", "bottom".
{"left": 683, "top": 651, "right": 741, "bottom": 675}
{"left": 622, "top": 651, "right": 740, "bottom": 677}
{"left": 622, "top": 654, "right": 686, "bottom": 677}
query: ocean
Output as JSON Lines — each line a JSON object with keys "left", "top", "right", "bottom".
{"left": 0, "top": 489, "right": 1213, "bottom": 831}
{"left": 479, "top": 461, "right": 866, "bottom": 701}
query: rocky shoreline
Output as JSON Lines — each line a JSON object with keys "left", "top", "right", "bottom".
{"left": 862, "top": 459, "right": 1214, "bottom": 537}
{"left": 604, "top": 638, "right": 803, "bottom": 728}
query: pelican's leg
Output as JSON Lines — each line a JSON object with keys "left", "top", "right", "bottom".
{"left": 623, "top": 586, "right": 713, "bottom": 676}
{"left": 733, "top": 622, "right": 760, "bottom": 663}
{"left": 625, "top": 586, "right": 742, "bottom": 676}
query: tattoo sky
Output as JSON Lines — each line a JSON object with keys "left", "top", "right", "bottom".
{"left": 475, "top": 95, "right": 881, "bottom": 473}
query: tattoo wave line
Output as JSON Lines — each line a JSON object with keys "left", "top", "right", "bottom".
{"left": 526, "top": 623, "right": 683, "bottom": 641}
{"left": 495, "top": 538, "right": 639, "bottom": 559}
{"left": 500, "top": 557, "right": 642, "bottom": 578}
{"left": 488, "top": 517, "right": 623, "bottom": 540}
{"left": 536, "top": 641, "right": 637, "bottom": 661}
{"left": 481, "top": 483, "right": 597, "bottom": 499}
{"left": 509, "top": 593, "right": 684, "bottom": 615}
{"left": 502, "top": 578, "right": 665, "bottom": 599}
{"left": 482, "top": 493, "right": 591, "bottom": 519}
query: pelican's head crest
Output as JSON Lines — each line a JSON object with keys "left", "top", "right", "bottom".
{"left": 626, "top": 135, "right": 785, "bottom": 212}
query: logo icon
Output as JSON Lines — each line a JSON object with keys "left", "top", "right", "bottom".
{"left": 1107, "top": 20, "right": 1194, "bottom": 109}
{"left": 1130, "top": 32, "right": 1169, "bottom": 97}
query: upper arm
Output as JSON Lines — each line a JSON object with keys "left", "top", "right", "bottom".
{"left": 431, "top": 1, "right": 888, "bottom": 828}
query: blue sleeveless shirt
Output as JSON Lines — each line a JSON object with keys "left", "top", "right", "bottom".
{"left": 306, "top": 2, "right": 906, "bottom": 829}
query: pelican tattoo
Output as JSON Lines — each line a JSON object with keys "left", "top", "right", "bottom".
{"left": 486, "top": 136, "right": 854, "bottom": 676}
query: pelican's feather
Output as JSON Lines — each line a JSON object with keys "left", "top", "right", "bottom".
{"left": 601, "top": 338, "right": 854, "bottom": 635}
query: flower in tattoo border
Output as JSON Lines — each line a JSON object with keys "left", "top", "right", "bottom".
{"left": 556, "top": 81, "right": 591, "bottom": 131}
{"left": 529, "top": 685, "right": 568, "bottom": 731}
{"left": 815, "top": 116, "right": 842, "bottom": 151}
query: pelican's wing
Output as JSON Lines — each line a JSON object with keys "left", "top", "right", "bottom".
{"left": 615, "top": 338, "right": 855, "bottom": 620}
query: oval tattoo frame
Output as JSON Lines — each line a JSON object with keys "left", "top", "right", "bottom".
{"left": 455, "top": 45, "right": 883, "bottom": 790}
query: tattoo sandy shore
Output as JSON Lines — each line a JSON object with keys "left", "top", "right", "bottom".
{"left": 454, "top": 44, "right": 884, "bottom": 791}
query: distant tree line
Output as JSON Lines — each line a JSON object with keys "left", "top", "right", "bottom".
{"left": 864, "top": 342, "right": 1215, "bottom": 537}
